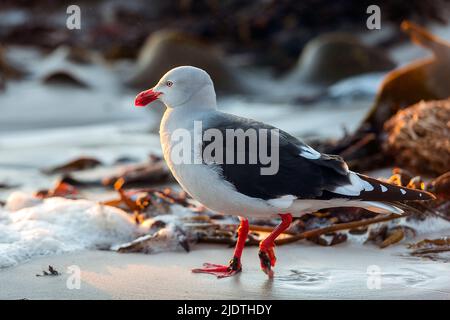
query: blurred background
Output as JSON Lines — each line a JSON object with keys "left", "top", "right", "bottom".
{"left": 1, "top": 0, "right": 450, "bottom": 194}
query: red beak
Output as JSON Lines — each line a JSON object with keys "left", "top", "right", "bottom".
{"left": 134, "top": 88, "right": 161, "bottom": 107}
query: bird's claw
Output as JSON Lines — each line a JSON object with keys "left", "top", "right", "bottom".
{"left": 258, "top": 246, "right": 276, "bottom": 278}
{"left": 192, "top": 257, "right": 242, "bottom": 278}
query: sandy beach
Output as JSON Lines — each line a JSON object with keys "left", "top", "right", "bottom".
{"left": 1, "top": 243, "right": 449, "bottom": 300}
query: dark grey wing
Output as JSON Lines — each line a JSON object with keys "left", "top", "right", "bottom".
{"left": 201, "top": 112, "right": 435, "bottom": 202}
{"left": 201, "top": 112, "right": 351, "bottom": 200}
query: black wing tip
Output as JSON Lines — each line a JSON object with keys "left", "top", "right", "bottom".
{"left": 357, "top": 174, "right": 437, "bottom": 201}
{"left": 390, "top": 185, "right": 436, "bottom": 201}
{"left": 387, "top": 184, "right": 436, "bottom": 201}
{"left": 420, "top": 190, "right": 436, "bottom": 200}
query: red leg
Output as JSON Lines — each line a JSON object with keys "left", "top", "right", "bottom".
{"left": 259, "top": 213, "right": 292, "bottom": 278}
{"left": 192, "top": 216, "right": 249, "bottom": 278}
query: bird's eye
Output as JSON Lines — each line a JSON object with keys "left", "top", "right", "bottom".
{"left": 166, "top": 80, "right": 173, "bottom": 87}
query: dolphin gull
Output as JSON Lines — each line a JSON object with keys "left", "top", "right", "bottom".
{"left": 134, "top": 66, "right": 435, "bottom": 278}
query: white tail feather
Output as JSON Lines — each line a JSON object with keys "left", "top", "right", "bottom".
{"left": 362, "top": 201, "right": 404, "bottom": 214}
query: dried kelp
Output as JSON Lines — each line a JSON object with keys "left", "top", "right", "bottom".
{"left": 276, "top": 213, "right": 405, "bottom": 246}
{"left": 42, "top": 157, "right": 102, "bottom": 174}
{"left": 47, "top": 156, "right": 172, "bottom": 189}
{"left": 408, "top": 237, "right": 450, "bottom": 261}
{"left": 427, "top": 172, "right": 450, "bottom": 201}
{"left": 383, "top": 99, "right": 450, "bottom": 176}
{"left": 365, "top": 225, "right": 416, "bottom": 249}
{"left": 35, "top": 180, "right": 78, "bottom": 199}
{"left": 103, "top": 179, "right": 197, "bottom": 221}
{"left": 36, "top": 265, "right": 60, "bottom": 277}
{"left": 102, "top": 158, "right": 171, "bottom": 187}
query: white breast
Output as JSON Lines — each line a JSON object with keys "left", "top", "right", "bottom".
{"left": 160, "top": 108, "right": 275, "bottom": 217}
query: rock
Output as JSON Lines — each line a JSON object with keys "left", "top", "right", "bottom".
{"left": 288, "top": 33, "right": 395, "bottom": 86}
{"left": 126, "top": 30, "right": 243, "bottom": 94}
{"left": 383, "top": 99, "right": 450, "bottom": 176}
{"left": 0, "top": 46, "right": 27, "bottom": 80}
{"left": 38, "top": 46, "right": 101, "bottom": 89}
{"left": 42, "top": 70, "right": 90, "bottom": 88}
{"left": 66, "top": 46, "right": 100, "bottom": 64}
{"left": 363, "top": 21, "right": 450, "bottom": 133}
{"left": 0, "top": 74, "right": 5, "bottom": 91}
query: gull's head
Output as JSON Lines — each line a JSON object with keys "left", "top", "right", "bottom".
{"left": 134, "top": 66, "right": 216, "bottom": 109}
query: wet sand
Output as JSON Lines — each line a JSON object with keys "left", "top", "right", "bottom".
{"left": 1, "top": 244, "right": 449, "bottom": 300}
